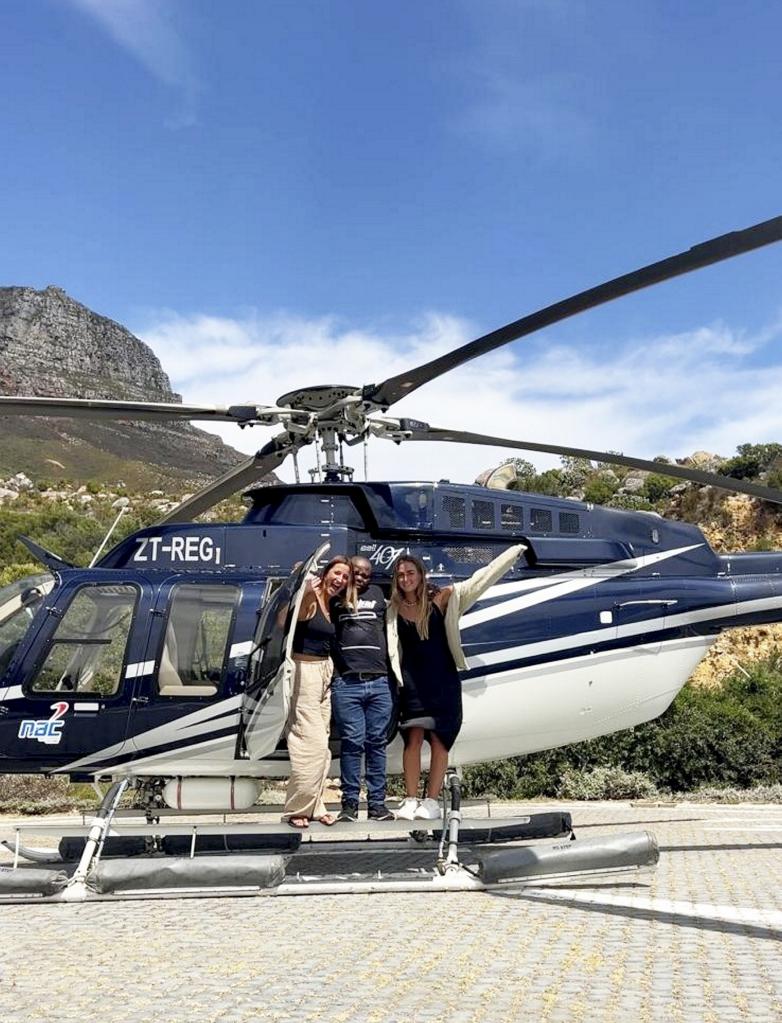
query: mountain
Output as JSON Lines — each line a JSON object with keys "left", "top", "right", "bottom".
{"left": 0, "top": 285, "right": 266, "bottom": 491}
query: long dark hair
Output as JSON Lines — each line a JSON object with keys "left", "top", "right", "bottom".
{"left": 390, "top": 554, "right": 432, "bottom": 640}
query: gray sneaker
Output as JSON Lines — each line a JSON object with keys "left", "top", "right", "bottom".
{"left": 338, "top": 801, "right": 359, "bottom": 823}
{"left": 368, "top": 803, "right": 395, "bottom": 821}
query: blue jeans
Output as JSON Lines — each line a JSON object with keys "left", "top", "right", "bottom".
{"left": 331, "top": 674, "right": 395, "bottom": 805}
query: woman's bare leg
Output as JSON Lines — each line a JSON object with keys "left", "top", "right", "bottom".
{"left": 403, "top": 727, "right": 424, "bottom": 797}
{"left": 426, "top": 733, "right": 449, "bottom": 799}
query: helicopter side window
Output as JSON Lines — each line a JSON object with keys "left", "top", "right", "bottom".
{"left": 560, "top": 511, "right": 580, "bottom": 534}
{"left": 500, "top": 503, "right": 524, "bottom": 532}
{"left": 472, "top": 500, "right": 496, "bottom": 530}
{"left": 157, "top": 584, "right": 240, "bottom": 698}
{"left": 441, "top": 495, "right": 466, "bottom": 529}
{"left": 530, "top": 508, "right": 553, "bottom": 532}
{"left": 29, "top": 585, "right": 137, "bottom": 696}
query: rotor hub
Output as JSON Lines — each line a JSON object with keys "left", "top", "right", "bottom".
{"left": 276, "top": 385, "right": 360, "bottom": 413}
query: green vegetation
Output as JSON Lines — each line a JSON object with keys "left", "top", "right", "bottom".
{"left": 0, "top": 485, "right": 247, "bottom": 580}
{"left": 721, "top": 442, "right": 782, "bottom": 480}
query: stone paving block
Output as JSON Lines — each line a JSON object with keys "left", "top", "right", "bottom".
{"left": 1, "top": 799, "right": 781, "bottom": 1021}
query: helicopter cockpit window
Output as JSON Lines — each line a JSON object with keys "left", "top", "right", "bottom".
{"left": 30, "top": 585, "right": 137, "bottom": 696}
{"left": 158, "top": 584, "right": 239, "bottom": 697}
{"left": 472, "top": 500, "right": 496, "bottom": 530}
{"left": 0, "top": 574, "right": 52, "bottom": 675}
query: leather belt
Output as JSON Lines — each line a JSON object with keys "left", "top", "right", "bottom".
{"left": 341, "top": 672, "right": 386, "bottom": 681}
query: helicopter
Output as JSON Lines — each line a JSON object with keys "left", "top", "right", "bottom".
{"left": 1, "top": 214, "right": 782, "bottom": 818}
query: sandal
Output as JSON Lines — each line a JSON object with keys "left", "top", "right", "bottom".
{"left": 316, "top": 813, "right": 337, "bottom": 826}
{"left": 287, "top": 816, "right": 309, "bottom": 829}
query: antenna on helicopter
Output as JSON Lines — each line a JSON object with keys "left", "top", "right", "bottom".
{"left": 89, "top": 506, "right": 128, "bottom": 568}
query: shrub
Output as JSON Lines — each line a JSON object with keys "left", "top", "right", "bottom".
{"left": 675, "top": 783, "right": 782, "bottom": 804}
{"left": 607, "top": 494, "right": 653, "bottom": 511}
{"left": 582, "top": 476, "right": 619, "bottom": 505}
{"left": 0, "top": 774, "right": 95, "bottom": 813}
{"left": 641, "top": 473, "right": 677, "bottom": 503}
{"left": 556, "top": 766, "right": 659, "bottom": 801}
{"left": 722, "top": 442, "right": 782, "bottom": 480}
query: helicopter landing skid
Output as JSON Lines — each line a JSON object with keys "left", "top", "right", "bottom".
{"left": 0, "top": 775, "right": 659, "bottom": 903}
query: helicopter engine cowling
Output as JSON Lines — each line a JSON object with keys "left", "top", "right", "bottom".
{"left": 162, "top": 776, "right": 261, "bottom": 811}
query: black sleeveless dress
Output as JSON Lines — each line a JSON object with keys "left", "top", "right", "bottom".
{"left": 398, "top": 604, "right": 463, "bottom": 751}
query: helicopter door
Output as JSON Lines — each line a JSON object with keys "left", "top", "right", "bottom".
{"left": 240, "top": 543, "right": 329, "bottom": 760}
{"left": 126, "top": 578, "right": 243, "bottom": 755}
{"left": 13, "top": 579, "right": 147, "bottom": 766}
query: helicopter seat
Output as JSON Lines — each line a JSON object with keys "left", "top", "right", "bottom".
{"left": 157, "top": 626, "right": 217, "bottom": 698}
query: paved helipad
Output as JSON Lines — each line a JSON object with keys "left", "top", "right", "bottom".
{"left": 1, "top": 799, "right": 780, "bottom": 1023}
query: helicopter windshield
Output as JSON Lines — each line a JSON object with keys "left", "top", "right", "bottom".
{"left": 29, "top": 584, "right": 138, "bottom": 696}
{"left": 0, "top": 573, "right": 53, "bottom": 675}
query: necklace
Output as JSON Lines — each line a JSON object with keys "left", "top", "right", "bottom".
{"left": 402, "top": 597, "right": 419, "bottom": 607}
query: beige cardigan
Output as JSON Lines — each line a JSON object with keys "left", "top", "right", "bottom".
{"left": 386, "top": 543, "right": 525, "bottom": 685}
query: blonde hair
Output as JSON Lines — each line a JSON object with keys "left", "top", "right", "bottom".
{"left": 391, "top": 555, "right": 432, "bottom": 640}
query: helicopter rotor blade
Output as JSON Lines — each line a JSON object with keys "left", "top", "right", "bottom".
{"left": 363, "top": 215, "right": 782, "bottom": 411}
{"left": 399, "top": 422, "right": 782, "bottom": 506}
{"left": 157, "top": 432, "right": 306, "bottom": 524}
{"left": 0, "top": 395, "right": 268, "bottom": 423}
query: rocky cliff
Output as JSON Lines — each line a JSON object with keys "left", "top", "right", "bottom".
{"left": 0, "top": 285, "right": 263, "bottom": 491}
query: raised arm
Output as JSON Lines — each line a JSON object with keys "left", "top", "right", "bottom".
{"left": 450, "top": 543, "right": 526, "bottom": 616}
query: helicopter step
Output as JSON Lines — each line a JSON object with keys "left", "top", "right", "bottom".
{"left": 2, "top": 810, "right": 572, "bottom": 860}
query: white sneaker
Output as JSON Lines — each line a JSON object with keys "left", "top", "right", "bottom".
{"left": 395, "top": 797, "right": 419, "bottom": 821}
{"left": 413, "top": 797, "right": 441, "bottom": 820}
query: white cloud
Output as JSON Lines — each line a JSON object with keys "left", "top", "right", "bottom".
{"left": 448, "top": 0, "right": 591, "bottom": 154}
{"left": 455, "top": 72, "right": 591, "bottom": 154}
{"left": 68, "top": 0, "right": 197, "bottom": 126}
{"left": 135, "top": 306, "right": 782, "bottom": 487}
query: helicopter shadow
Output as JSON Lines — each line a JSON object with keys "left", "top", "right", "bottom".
{"left": 488, "top": 885, "right": 782, "bottom": 943}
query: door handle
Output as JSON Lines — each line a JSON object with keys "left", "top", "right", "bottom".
{"left": 131, "top": 696, "right": 149, "bottom": 706}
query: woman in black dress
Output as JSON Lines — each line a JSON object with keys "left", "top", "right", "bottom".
{"left": 387, "top": 546, "right": 523, "bottom": 821}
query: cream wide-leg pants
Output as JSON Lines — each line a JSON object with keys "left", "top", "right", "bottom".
{"left": 282, "top": 657, "right": 333, "bottom": 820}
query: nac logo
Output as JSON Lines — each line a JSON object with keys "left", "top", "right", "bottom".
{"left": 18, "top": 701, "right": 68, "bottom": 745}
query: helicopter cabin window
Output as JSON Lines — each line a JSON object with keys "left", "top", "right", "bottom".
{"left": 158, "top": 584, "right": 239, "bottom": 698}
{"left": 442, "top": 495, "right": 466, "bottom": 529}
{"left": 472, "top": 500, "right": 496, "bottom": 530}
{"left": 530, "top": 508, "right": 553, "bottom": 532}
{"left": 559, "top": 511, "right": 580, "bottom": 534}
{"left": 29, "top": 585, "right": 137, "bottom": 696}
{"left": 500, "top": 503, "right": 524, "bottom": 532}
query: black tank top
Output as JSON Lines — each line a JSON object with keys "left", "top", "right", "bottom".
{"left": 292, "top": 602, "right": 334, "bottom": 657}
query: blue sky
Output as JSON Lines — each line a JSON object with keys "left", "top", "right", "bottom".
{"left": 2, "top": 1, "right": 782, "bottom": 483}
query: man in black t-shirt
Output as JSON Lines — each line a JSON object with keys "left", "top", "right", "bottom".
{"left": 330, "top": 557, "right": 395, "bottom": 821}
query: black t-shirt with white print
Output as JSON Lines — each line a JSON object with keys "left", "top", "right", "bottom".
{"left": 330, "top": 584, "right": 388, "bottom": 676}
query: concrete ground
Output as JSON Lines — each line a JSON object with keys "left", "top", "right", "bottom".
{"left": 0, "top": 799, "right": 780, "bottom": 1023}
